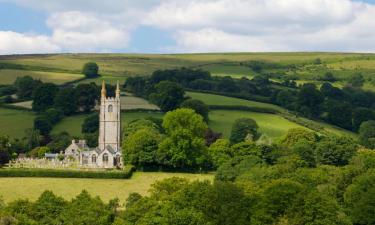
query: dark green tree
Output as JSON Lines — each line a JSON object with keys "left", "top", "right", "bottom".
{"left": 348, "top": 73, "right": 365, "bottom": 88}
{"left": 54, "top": 87, "right": 78, "bottom": 115}
{"left": 0, "top": 135, "right": 11, "bottom": 165}
{"left": 359, "top": 120, "right": 375, "bottom": 149}
{"left": 82, "top": 113, "right": 99, "bottom": 134}
{"left": 149, "top": 81, "right": 185, "bottom": 112}
{"left": 32, "top": 83, "right": 59, "bottom": 112}
{"left": 157, "top": 108, "right": 208, "bottom": 168}
{"left": 75, "top": 83, "right": 98, "bottom": 113}
{"left": 297, "top": 83, "right": 324, "bottom": 118}
{"left": 180, "top": 99, "right": 209, "bottom": 122}
{"left": 14, "top": 76, "right": 41, "bottom": 99}
{"left": 230, "top": 118, "right": 260, "bottom": 144}
{"left": 82, "top": 62, "right": 99, "bottom": 78}
{"left": 353, "top": 108, "right": 375, "bottom": 131}
{"left": 316, "top": 136, "right": 357, "bottom": 166}
{"left": 34, "top": 116, "right": 52, "bottom": 136}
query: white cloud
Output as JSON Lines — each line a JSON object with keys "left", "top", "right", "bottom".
{"left": 1, "top": 0, "right": 375, "bottom": 53}
{"left": 145, "top": 0, "right": 375, "bottom": 52}
{"left": 0, "top": 31, "right": 59, "bottom": 54}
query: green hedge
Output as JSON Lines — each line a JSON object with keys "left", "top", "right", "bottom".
{"left": 0, "top": 166, "right": 135, "bottom": 179}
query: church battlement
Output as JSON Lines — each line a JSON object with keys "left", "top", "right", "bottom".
{"left": 104, "top": 97, "right": 119, "bottom": 101}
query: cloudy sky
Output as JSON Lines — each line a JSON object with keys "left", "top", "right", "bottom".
{"left": 0, "top": 0, "right": 375, "bottom": 54}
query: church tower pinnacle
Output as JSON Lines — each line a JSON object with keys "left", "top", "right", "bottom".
{"left": 116, "top": 80, "right": 120, "bottom": 99}
{"left": 101, "top": 80, "right": 106, "bottom": 98}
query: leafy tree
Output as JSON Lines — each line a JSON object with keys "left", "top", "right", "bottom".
{"left": 32, "top": 83, "right": 59, "bottom": 112}
{"left": 297, "top": 83, "right": 324, "bottom": 117}
{"left": 84, "top": 132, "right": 98, "bottom": 148}
{"left": 348, "top": 73, "right": 365, "bottom": 88}
{"left": 293, "top": 190, "right": 351, "bottom": 225}
{"left": 123, "top": 119, "right": 159, "bottom": 138}
{"left": 208, "top": 139, "right": 231, "bottom": 168}
{"left": 320, "top": 82, "right": 344, "bottom": 100}
{"left": 180, "top": 99, "right": 209, "bottom": 122}
{"left": 34, "top": 116, "right": 52, "bottom": 135}
{"left": 125, "top": 193, "right": 142, "bottom": 208}
{"left": 230, "top": 118, "right": 260, "bottom": 144}
{"left": 325, "top": 100, "right": 352, "bottom": 130}
{"left": 353, "top": 108, "right": 375, "bottom": 131}
{"left": 344, "top": 170, "right": 375, "bottom": 225}
{"left": 316, "top": 136, "right": 357, "bottom": 166}
{"left": 54, "top": 87, "right": 78, "bottom": 115}
{"left": 45, "top": 108, "right": 63, "bottom": 124}
{"left": 263, "top": 179, "right": 303, "bottom": 217}
{"left": 149, "top": 81, "right": 185, "bottom": 112}
{"left": 47, "top": 131, "right": 71, "bottom": 153}
{"left": 14, "top": 76, "right": 41, "bottom": 99}
{"left": 217, "top": 76, "right": 237, "bottom": 92}
{"left": 157, "top": 108, "right": 208, "bottom": 169}
{"left": 292, "top": 140, "right": 317, "bottom": 167}
{"left": 359, "top": 120, "right": 375, "bottom": 149}
{"left": 122, "top": 128, "right": 162, "bottom": 168}
{"left": 280, "top": 128, "right": 318, "bottom": 148}
{"left": 276, "top": 90, "right": 295, "bottom": 109}
{"left": 37, "top": 146, "right": 51, "bottom": 158}
{"left": 82, "top": 62, "right": 99, "bottom": 78}
{"left": 124, "top": 76, "right": 147, "bottom": 96}
{"left": 319, "top": 71, "right": 336, "bottom": 82}
{"left": 75, "top": 83, "right": 98, "bottom": 112}
{"left": 82, "top": 113, "right": 99, "bottom": 134}
{"left": 23, "top": 128, "right": 40, "bottom": 152}
{"left": 59, "top": 190, "right": 113, "bottom": 225}
{"left": 32, "top": 190, "right": 67, "bottom": 224}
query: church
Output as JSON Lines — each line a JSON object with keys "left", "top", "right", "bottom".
{"left": 64, "top": 81, "right": 122, "bottom": 168}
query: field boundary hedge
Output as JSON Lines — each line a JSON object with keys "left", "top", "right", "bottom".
{"left": 0, "top": 166, "right": 135, "bottom": 179}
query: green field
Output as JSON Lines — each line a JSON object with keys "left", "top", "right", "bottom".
{"left": 0, "top": 172, "right": 213, "bottom": 203}
{"left": 187, "top": 91, "right": 284, "bottom": 112}
{"left": 0, "top": 108, "right": 35, "bottom": 138}
{"left": 0, "top": 69, "right": 83, "bottom": 85}
{"left": 209, "top": 110, "right": 306, "bottom": 138}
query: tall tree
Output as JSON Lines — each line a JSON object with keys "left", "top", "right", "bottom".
{"left": 180, "top": 99, "right": 209, "bottom": 122}
{"left": 82, "top": 62, "right": 99, "bottom": 78}
{"left": 359, "top": 120, "right": 375, "bottom": 149}
{"left": 14, "top": 76, "right": 41, "bottom": 99}
{"left": 75, "top": 83, "right": 98, "bottom": 112}
{"left": 32, "top": 83, "right": 58, "bottom": 112}
{"left": 54, "top": 87, "right": 78, "bottom": 115}
{"left": 230, "top": 118, "right": 260, "bottom": 144}
{"left": 149, "top": 81, "right": 185, "bottom": 112}
{"left": 157, "top": 108, "right": 208, "bottom": 168}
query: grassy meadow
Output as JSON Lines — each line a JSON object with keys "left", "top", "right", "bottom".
{"left": 0, "top": 172, "right": 214, "bottom": 203}
{"left": 0, "top": 69, "right": 84, "bottom": 85}
{"left": 0, "top": 108, "right": 35, "bottom": 138}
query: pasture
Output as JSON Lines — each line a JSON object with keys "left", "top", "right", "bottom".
{"left": 209, "top": 110, "right": 306, "bottom": 138}
{"left": 0, "top": 172, "right": 214, "bottom": 203}
{"left": 0, "top": 69, "right": 83, "bottom": 85}
{"left": 186, "top": 91, "right": 284, "bottom": 112}
{"left": 0, "top": 108, "right": 35, "bottom": 138}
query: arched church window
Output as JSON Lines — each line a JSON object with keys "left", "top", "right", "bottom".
{"left": 103, "top": 153, "right": 109, "bottom": 164}
{"left": 92, "top": 154, "right": 96, "bottom": 163}
{"left": 108, "top": 105, "right": 113, "bottom": 112}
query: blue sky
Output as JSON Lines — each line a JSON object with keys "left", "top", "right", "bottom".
{"left": 0, "top": 0, "right": 375, "bottom": 54}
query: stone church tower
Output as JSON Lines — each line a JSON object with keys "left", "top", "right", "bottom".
{"left": 98, "top": 81, "right": 121, "bottom": 151}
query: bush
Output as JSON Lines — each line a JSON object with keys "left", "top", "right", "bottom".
{"left": 0, "top": 167, "right": 135, "bottom": 179}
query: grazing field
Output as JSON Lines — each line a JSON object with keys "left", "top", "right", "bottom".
{"left": 0, "top": 69, "right": 83, "bottom": 85}
{"left": 0, "top": 172, "right": 214, "bottom": 203}
{"left": 186, "top": 91, "right": 284, "bottom": 112}
{"left": 209, "top": 110, "right": 306, "bottom": 138}
{"left": 120, "top": 96, "right": 160, "bottom": 110}
{"left": 0, "top": 108, "right": 35, "bottom": 138}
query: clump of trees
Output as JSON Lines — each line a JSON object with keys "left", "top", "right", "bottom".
{"left": 82, "top": 62, "right": 99, "bottom": 78}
